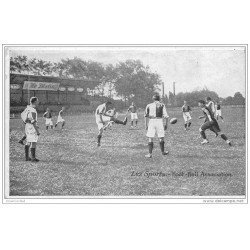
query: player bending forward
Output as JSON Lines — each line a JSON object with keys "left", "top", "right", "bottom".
{"left": 96, "top": 101, "right": 127, "bottom": 147}
{"left": 182, "top": 100, "right": 192, "bottom": 130}
{"left": 21, "top": 97, "right": 40, "bottom": 162}
{"left": 43, "top": 108, "right": 53, "bottom": 130}
{"left": 127, "top": 102, "right": 138, "bottom": 128}
{"left": 55, "top": 107, "right": 65, "bottom": 129}
{"left": 144, "top": 94, "right": 169, "bottom": 158}
{"left": 198, "top": 100, "right": 231, "bottom": 146}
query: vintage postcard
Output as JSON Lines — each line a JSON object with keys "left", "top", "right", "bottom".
{"left": 2, "top": 45, "right": 247, "bottom": 203}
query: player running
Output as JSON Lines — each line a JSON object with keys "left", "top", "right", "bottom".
{"left": 182, "top": 100, "right": 192, "bottom": 130}
{"left": 198, "top": 100, "right": 231, "bottom": 146}
{"left": 95, "top": 101, "right": 127, "bottom": 147}
{"left": 215, "top": 101, "right": 224, "bottom": 122}
{"left": 127, "top": 102, "right": 138, "bottom": 128}
{"left": 144, "top": 94, "right": 169, "bottom": 158}
{"left": 55, "top": 107, "right": 65, "bottom": 129}
{"left": 43, "top": 107, "right": 53, "bottom": 130}
{"left": 21, "top": 97, "right": 40, "bottom": 162}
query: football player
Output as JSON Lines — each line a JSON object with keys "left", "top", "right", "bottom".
{"left": 95, "top": 101, "right": 127, "bottom": 147}
{"left": 215, "top": 101, "right": 224, "bottom": 122}
{"left": 144, "top": 94, "right": 169, "bottom": 158}
{"left": 198, "top": 100, "right": 231, "bottom": 146}
{"left": 43, "top": 107, "right": 53, "bottom": 130}
{"left": 127, "top": 102, "right": 138, "bottom": 128}
{"left": 55, "top": 107, "right": 66, "bottom": 129}
{"left": 182, "top": 100, "right": 192, "bottom": 130}
{"left": 22, "top": 97, "right": 40, "bottom": 162}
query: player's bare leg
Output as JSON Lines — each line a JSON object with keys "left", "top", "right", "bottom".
{"left": 62, "top": 121, "right": 65, "bottom": 129}
{"left": 135, "top": 119, "right": 138, "bottom": 127}
{"left": 131, "top": 120, "right": 133, "bottom": 128}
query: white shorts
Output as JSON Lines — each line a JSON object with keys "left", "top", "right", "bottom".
{"left": 183, "top": 112, "right": 192, "bottom": 123}
{"left": 25, "top": 123, "right": 38, "bottom": 143}
{"left": 216, "top": 110, "right": 222, "bottom": 116}
{"left": 131, "top": 112, "right": 138, "bottom": 120}
{"left": 57, "top": 116, "right": 65, "bottom": 123}
{"left": 96, "top": 115, "right": 111, "bottom": 130}
{"left": 45, "top": 118, "right": 53, "bottom": 126}
{"left": 146, "top": 119, "right": 165, "bottom": 138}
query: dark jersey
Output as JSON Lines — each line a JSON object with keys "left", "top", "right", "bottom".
{"left": 202, "top": 107, "right": 216, "bottom": 122}
{"left": 216, "top": 104, "right": 221, "bottom": 110}
{"left": 182, "top": 105, "right": 191, "bottom": 112}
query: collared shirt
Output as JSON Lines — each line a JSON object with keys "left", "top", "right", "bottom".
{"left": 145, "top": 101, "right": 169, "bottom": 118}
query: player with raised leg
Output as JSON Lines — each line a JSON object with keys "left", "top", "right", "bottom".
{"left": 198, "top": 100, "right": 231, "bottom": 146}
{"left": 145, "top": 94, "right": 169, "bottom": 158}
{"left": 95, "top": 101, "right": 127, "bottom": 147}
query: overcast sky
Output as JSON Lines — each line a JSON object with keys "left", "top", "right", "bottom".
{"left": 9, "top": 46, "right": 246, "bottom": 98}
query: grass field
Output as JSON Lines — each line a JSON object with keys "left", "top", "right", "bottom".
{"left": 8, "top": 106, "right": 246, "bottom": 196}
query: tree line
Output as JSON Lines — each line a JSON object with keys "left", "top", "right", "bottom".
{"left": 10, "top": 56, "right": 162, "bottom": 107}
{"left": 10, "top": 55, "right": 245, "bottom": 108}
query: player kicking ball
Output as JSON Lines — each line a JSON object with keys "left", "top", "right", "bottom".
{"left": 182, "top": 100, "right": 192, "bottom": 130}
{"left": 144, "top": 94, "right": 169, "bottom": 158}
{"left": 55, "top": 107, "right": 65, "bottom": 129}
{"left": 21, "top": 97, "right": 40, "bottom": 162}
{"left": 95, "top": 101, "right": 127, "bottom": 147}
{"left": 43, "top": 107, "right": 53, "bottom": 130}
{"left": 198, "top": 100, "right": 231, "bottom": 146}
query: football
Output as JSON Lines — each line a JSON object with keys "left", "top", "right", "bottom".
{"left": 170, "top": 118, "right": 178, "bottom": 124}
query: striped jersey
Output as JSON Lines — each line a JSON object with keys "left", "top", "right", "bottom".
{"left": 202, "top": 107, "right": 216, "bottom": 122}
{"left": 206, "top": 101, "right": 215, "bottom": 113}
{"left": 145, "top": 101, "right": 169, "bottom": 118}
{"left": 43, "top": 111, "right": 52, "bottom": 118}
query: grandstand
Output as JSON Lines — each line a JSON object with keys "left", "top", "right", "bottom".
{"left": 10, "top": 73, "right": 100, "bottom": 113}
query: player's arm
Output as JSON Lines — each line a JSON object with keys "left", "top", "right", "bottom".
{"left": 163, "top": 105, "right": 169, "bottom": 130}
{"left": 30, "top": 112, "right": 40, "bottom": 135}
{"left": 43, "top": 112, "right": 47, "bottom": 118}
{"left": 144, "top": 105, "right": 149, "bottom": 130}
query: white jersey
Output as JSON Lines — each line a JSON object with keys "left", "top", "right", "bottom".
{"left": 25, "top": 106, "right": 39, "bottom": 143}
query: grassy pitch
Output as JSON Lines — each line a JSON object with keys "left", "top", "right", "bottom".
{"left": 8, "top": 106, "right": 246, "bottom": 196}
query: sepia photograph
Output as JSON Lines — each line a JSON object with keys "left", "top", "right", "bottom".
{"left": 2, "top": 45, "right": 247, "bottom": 203}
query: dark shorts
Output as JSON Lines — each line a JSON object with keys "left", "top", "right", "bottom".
{"left": 201, "top": 120, "right": 221, "bottom": 133}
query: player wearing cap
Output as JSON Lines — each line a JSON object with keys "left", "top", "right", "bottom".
{"left": 144, "top": 94, "right": 169, "bottom": 158}
{"left": 95, "top": 101, "right": 127, "bottom": 147}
